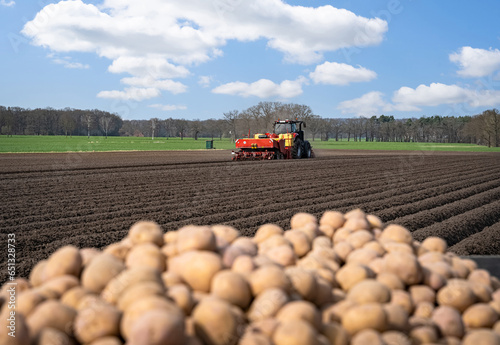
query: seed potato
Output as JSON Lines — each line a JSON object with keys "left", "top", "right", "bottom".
{"left": 462, "top": 303, "right": 499, "bottom": 328}
{"left": 253, "top": 224, "right": 284, "bottom": 243}
{"left": 211, "top": 224, "right": 240, "bottom": 244}
{"left": 383, "top": 304, "right": 410, "bottom": 332}
{"left": 192, "top": 297, "right": 244, "bottom": 345}
{"left": 17, "top": 290, "right": 46, "bottom": 317}
{"left": 74, "top": 303, "right": 121, "bottom": 344}
{"left": 265, "top": 244, "right": 296, "bottom": 266}
{"left": 27, "top": 300, "right": 77, "bottom": 340}
{"left": 60, "top": 286, "right": 93, "bottom": 309}
{"left": 409, "top": 326, "right": 439, "bottom": 344}
{"left": 462, "top": 329, "right": 500, "bottom": 345}
{"left": 117, "top": 281, "right": 166, "bottom": 311}
{"left": 381, "top": 331, "right": 412, "bottom": 345}
{"left": 336, "top": 264, "right": 373, "bottom": 291}
{"left": 382, "top": 251, "right": 423, "bottom": 285}
{"left": 346, "top": 279, "right": 391, "bottom": 304}
{"left": 341, "top": 303, "right": 388, "bottom": 335}
{"left": 170, "top": 250, "right": 223, "bottom": 292}
{"left": 80, "top": 247, "right": 100, "bottom": 267}
{"left": 104, "top": 241, "right": 132, "bottom": 261}
{"left": 40, "top": 275, "right": 79, "bottom": 298}
{"left": 29, "top": 260, "right": 48, "bottom": 287}
{"left": 321, "top": 322, "right": 349, "bottom": 345}
{"left": 43, "top": 246, "right": 82, "bottom": 281}
{"left": 125, "top": 243, "right": 166, "bottom": 271}
{"left": 102, "top": 267, "right": 162, "bottom": 304}
{"left": 285, "top": 266, "right": 317, "bottom": 301}
{"left": 343, "top": 217, "right": 370, "bottom": 232}
{"left": 121, "top": 296, "right": 183, "bottom": 340}
{"left": 290, "top": 212, "right": 317, "bottom": 230}
{"left": 211, "top": 270, "right": 251, "bottom": 309}
{"left": 88, "top": 337, "right": 122, "bottom": 345}
{"left": 275, "top": 300, "right": 322, "bottom": 331}
{"left": 284, "top": 229, "right": 311, "bottom": 257}
{"left": 272, "top": 320, "right": 318, "bottom": 345}
{"left": 249, "top": 265, "right": 291, "bottom": 296}
{"left": 128, "top": 221, "right": 163, "bottom": 246}
{"left": 128, "top": 309, "right": 186, "bottom": 345}
{"left": 7, "top": 209, "right": 500, "bottom": 345}
{"left": 380, "top": 224, "right": 413, "bottom": 245}
{"left": 437, "top": 279, "right": 476, "bottom": 312}
{"left": 177, "top": 225, "right": 216, "bottom": 253}
{"left": 81, "top": 252, "right": 125, "bottom": 293}
{"left": 333, "top": 228, "right": 352, "bottom": 244}
{"left": 320, "top": 211, "right": 345, "bottom": 229}
{"left": 247, "top": 288, "right": 289, "bottom": 322}
{"left": 351, "top": 329, "right": 384, "bottom": 345}
{"left": 232, "top": 255, "right": 255, "bottom": 274}
{"left": 431, "top": 306, "right": 464, "bottom": 338}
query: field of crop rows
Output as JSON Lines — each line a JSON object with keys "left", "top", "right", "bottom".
{"left": 1, "top": 149, "right": 499, "bottom": 283}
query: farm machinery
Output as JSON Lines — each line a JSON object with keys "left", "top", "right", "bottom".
{"left": 231, "top": 119, "right": 314, "bottom": 161}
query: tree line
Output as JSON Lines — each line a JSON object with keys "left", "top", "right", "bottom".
{"left": 1, "top": 104, "right": 499, "bottom": 147}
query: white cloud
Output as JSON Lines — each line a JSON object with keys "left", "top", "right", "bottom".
{"left": 338, "top": 91, "right": 389, "bottom": 116}
{"left": 50, "top": 55, "right": 90, "bottom": 69}
{"left": 198, "top": 75, "right": 213, "bottom": 88}
{"left": 338, "top": 82, "right": 500, "bottom": 115}
{"left": 97, "top": 87, "right": 160, "bottom": 101}
{"left": 450, "top": 47, "right": 500, "bottom": 78}
{"left": 0, "top": 0, "right": 15, "bottom": 7}
{"left": 23, "top": 0, "right": 388, "bottom": 63}
{"left": 109, "top": 57, "right": 190, "bottom": 79}
{"left": 392, "top": 83, "right": 469, "bottom": 107}
{"left": 309, "top": 62, "right": 376, "bottom": 85}
{"left": 22, "top": 0, "right": 388, "bottom": 100}
{"left": 121, "top": 76, "right": 187, "bottom": 94}
{"left": 398, "top": 83, "right": 500, "bottom": 108}
{"left": 149, "top": 104, "right": 187, "bottom": 111}
{"left": 212, "top": 77, "right": 307, "bottom": 99}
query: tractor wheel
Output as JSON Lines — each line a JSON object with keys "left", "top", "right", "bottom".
{"left": 292, "top": 139, "right": 303, "bottom": 159}
{"left": 303, "top": 141, "right": 312, "bottom": 158}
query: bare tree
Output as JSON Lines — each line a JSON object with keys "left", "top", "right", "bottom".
{"left": 328, "top": 118, "right": 342, "bottom": 141}
{"left": 150, "top": 118, "right": 160, "bottom": 140}
{"left": 258, "top": 102, "right": 282, "bottom": 132}
{"left": 82, "top": 112, "right": 93, "bottom": 139}
{"left": 486, "top": 109, "right": 500, "bottom": 147}
{"left": 344, "top": 118, "right": 356, "bottom": 141}
{"left": 191, "top": 119, "right": 202, "bottom": 140}
{"left": 290, "top": 104, "right": 313, "bottom": 123}
{"left": 238, "top": 110, "right": 254, "bottom": 137}
{"left": 60, "top": 112, "right": 76, "bottom": 137}
{"left": 100, "top": 115, "right": 112, "bottom": 139}
{"left": 174, "top": 119, "right": 189, "bottom": 140}
{"left": 472, "top": 109, "right": 500, "bottom": 147}
{"left": 214, "top": 119, "right": 226, "bottom": 140}
{"left": 163, "top": 118, "right": 175, "bottom": 139}
{"left": 223, "top": 110, "right": 239, "bottom": 142}
{"left": 306, "top": 115, "right": 322, "bottom": 141}
{"left": 0, "top": 107, "right": 15, "bottom": 137}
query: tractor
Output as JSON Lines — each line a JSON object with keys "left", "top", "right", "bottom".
{"left": 231, "top": 119, "right": 314, "bottom": 160}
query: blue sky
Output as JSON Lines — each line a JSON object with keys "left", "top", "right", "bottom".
{"left": 1, "top": 0, "right": 500, "bottom": 120}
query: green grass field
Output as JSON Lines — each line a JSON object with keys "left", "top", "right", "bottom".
{"left": 309, "top": 140, "right": 500, "bottom": 152}
{"left": 0, "top": 135, "right": 235, "bottom": 153}
{"left": 0, "top": 135, "right": 499, "bottom": 153}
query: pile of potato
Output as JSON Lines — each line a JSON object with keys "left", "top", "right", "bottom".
{"left": 2, "top": 209, "right": 500, "bottom": 345}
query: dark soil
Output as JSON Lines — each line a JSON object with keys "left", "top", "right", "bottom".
{"left": 1, "top": 149, "right": 499, "bottom": 284}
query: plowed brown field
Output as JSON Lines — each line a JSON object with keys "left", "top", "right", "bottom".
{"left": 1, "top": 149, "right": 499, "bottom": 284}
